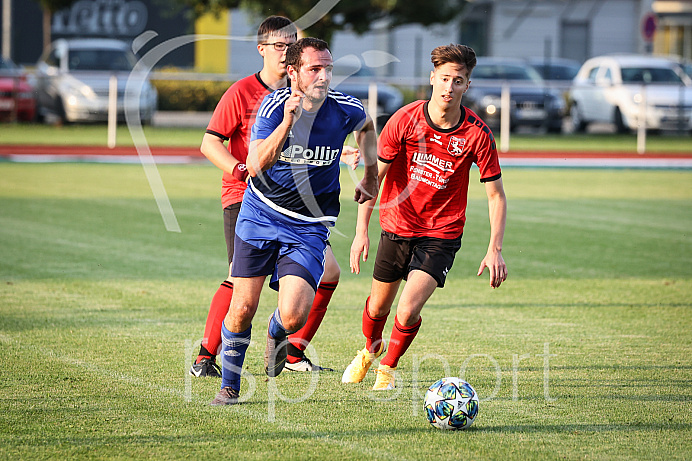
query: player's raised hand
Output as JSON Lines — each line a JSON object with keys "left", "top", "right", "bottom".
{"left": 284, "top": 90, "right": 304, "bottom": 125}
{"left": 477, "top": 249, "right": 507, "bottom": 289}
{"left": 340, "top": 145, "right": 361, "bottom": 170}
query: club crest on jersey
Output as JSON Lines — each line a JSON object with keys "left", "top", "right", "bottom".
{"left": 280, "top": 144, "right": 340, "bottom": 166}
{"left": 447, "top": 136, "right": 466, "bottom": 157}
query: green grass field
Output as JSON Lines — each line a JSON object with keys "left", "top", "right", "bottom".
{"left": 1, "top": 122, "right": 691, "bottom": 152}
{"left": 1, "top": 163, "right": 691, "bottom": 459}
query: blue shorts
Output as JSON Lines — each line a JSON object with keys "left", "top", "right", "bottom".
{"left": 231, "top": 196, "right": 330, "bottom": 292}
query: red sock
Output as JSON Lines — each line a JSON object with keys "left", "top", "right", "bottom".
{"left": 362, "top": 297, "right": 389, "bottom": 353}
{"left": 380, "top": 315, "right": 422, "bottom": 368}
{"left": 287, "top": 281, "right": 337, "bottom": 363}
{"left": 196, "top": 281, "right": 233, "bottom": 363}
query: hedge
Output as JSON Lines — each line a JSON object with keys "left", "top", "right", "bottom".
{"left": 152, "top": 78, "right": 233, "bottom": 112}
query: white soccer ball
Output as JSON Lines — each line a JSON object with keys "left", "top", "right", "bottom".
{"left": 424, "top": 377, "right": 479, "bottom": 430}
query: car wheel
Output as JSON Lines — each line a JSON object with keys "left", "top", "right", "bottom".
{"left": 35, "top": 108, "right": 45, "bottom": 124}
{"left": 55, "top": 97, "right": 68, "bottom": 125}
{"left": 546, "top": 116, "right": 564, "bottom": 133}
{"left": 614, "top": 107, "right": 630, "bottom": 134}
{"left": 570, "top": 103, "right": 587, "bottom": 132}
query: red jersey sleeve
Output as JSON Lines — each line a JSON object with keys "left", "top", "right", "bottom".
{"left": 475, "top": 127, "right": 501, "bottom": 183}
{"left": 206, "top": 85, "right": 244, "bottom": 141}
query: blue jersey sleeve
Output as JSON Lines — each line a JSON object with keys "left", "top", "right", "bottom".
{"left": 251, "top": 88, "right": 291, "bottom": 142}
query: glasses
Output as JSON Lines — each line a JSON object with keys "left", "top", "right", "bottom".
{"left": 262, "top": 42, "right": 291, "bottom": 51}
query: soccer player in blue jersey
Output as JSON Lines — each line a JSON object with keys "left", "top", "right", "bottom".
{"left": 211, "top": 37, "right": 379, "bottom": 405}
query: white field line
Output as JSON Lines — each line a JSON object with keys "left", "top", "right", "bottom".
{"left": 0, "top": 332, "right": 409, "bottom": 461}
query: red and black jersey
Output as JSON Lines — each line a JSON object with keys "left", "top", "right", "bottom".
{"left": 206, "top": 73, "right": 271, "bottom": 208}
{"left": 377, "top": 100, "right": 501, "bottom": 239}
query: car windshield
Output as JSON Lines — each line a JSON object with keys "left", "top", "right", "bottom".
{"left": 531, "top": 64, "right": 579, "bottom": 80}
{"left": 473, "top": 64, "right": 542, "bottom": 83}
{"left": 621, "top": 66, "right": 684, "bottom": 84}
{"left": 68, "top": 49, "right": 136, "bottom": 71}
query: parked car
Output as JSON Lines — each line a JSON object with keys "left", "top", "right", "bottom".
{"left": 672, "top": 56, "right": 692, "bottom": 80}
{"left": 464, "top": 57, "right": 566, "bottom": 133}
{"left": 525, "top": 57, "right": 581, "bottom": 93}
{"left": 34, "top": 38, "right": 157, "bottom": 124}
{"left": 0, "top": 57, "right": 36, "bottom": 122}
{"left": 568, "top": 54, "right": 692, "bottom": 133}
{"left": 332, "top": 55, "right": 403, "bottom": 130}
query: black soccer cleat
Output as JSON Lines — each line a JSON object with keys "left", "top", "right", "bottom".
{"left": 264, "top": 331, "right": 288, "bottom": 378}
{"left": 189, "top": 357, "right": 221, "bottom": 378}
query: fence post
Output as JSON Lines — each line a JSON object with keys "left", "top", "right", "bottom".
{"left": 636, "top": 84, "right": 646, "bottom": 155}
{"left": 368, "top": 81, "right": 378, "bottom": 133}
{"left": 500, "top": 83, "right": 511, "bottom": 153}
{"left": 108, "top": 74, "right": 118, "bottom": 149}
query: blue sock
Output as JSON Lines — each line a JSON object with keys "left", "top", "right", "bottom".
{"left": 220, "top": 323, "right": 251, "bottom": 391}
{"left": 268, "top": 308, "right": 290, "bottom": 339}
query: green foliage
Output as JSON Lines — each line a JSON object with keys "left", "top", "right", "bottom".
{"left": 0, "top": 164, "right": 691, "bottom": 459}
{"left": 177, "top": 0, "right": 469, "bottom": 42}
{"left": 152, "top": 78, "right": 233, "bottom": 112}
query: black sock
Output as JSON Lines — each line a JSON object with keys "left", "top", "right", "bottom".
{"left": 286, "top": 343, "right": 303, "bottom": 360}
{"left": 198, "top": 344, "right": 215, "bottom": 360}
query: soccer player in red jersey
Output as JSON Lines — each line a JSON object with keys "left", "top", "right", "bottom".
{"left": 343, "top": 44, "right": 508, "bottom": 390}
{"left": 190, "top": 16, "right": 357, "bottom": 377}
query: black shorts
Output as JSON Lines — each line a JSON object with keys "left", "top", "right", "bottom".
{"left": 373, "top": 231, "right": 462, "bottom": 288}
{"left": 223, "top": 203, "right": 242, "bottom": 264}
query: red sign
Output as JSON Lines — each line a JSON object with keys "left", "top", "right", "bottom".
{"left": 642, "top": 13, "right": 657, "bottom": 42}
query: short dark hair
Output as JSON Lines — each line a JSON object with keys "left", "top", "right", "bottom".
{"left": 286, "top": 37, "right": 330, "bottom": 70}
{"left": 431, "top": 44, "right": 477, "bottom": 74}
{"left": 257, "top": 16, "right": 297, "bottom": 44}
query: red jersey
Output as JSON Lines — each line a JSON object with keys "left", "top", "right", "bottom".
{"left": 206, "top": 73, "right": 272, "bottom": 208}
{"left": 377, "top": 100, "right": 501, "bottom": 239}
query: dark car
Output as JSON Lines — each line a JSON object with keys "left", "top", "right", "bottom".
{"left": 464, "top": 57, "right": 566, "bottom": 133}
{"left": 332, "top": 55, "right": 403, "bottom": 131}
{"left": 0, "top": 57, "right": 36, "bottom": 122}
{"left": 526, "top": 58, "right": 581, "bottom": 82}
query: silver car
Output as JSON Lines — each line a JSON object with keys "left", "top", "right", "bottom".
{"left": 569, "top": 54, "right": 692, "bottom": 133}
{"left": 35, "top": 38, "right": 157, "bottom": 124}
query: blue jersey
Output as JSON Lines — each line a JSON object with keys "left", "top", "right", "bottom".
{"left": 248, "top": 87, "right": 366, "bottom": 225}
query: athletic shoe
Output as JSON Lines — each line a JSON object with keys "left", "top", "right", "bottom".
{"left": 341, "top": 340, "right": 387, "bottom": 384}
{"left": 264, "top": 329, "right": 288, "bottom": 378}
{"left": 189, "top": 357, "right": 221, "bottom": 378}
{"left": 210, "top": 386, "right": 239, "bottom": 406}
{"left": 285, "top": 356, "right": 335, "bottom": 372}
{"left": 372, "top": 364, "right": 396, "bottom": 390}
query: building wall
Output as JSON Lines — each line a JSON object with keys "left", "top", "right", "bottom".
{"left": 1, "top": 0, "right": 193, "bottom": 66}
{"left": 3, "top": 0, "right": 689, "bottom": 72}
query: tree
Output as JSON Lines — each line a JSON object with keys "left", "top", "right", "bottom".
{"left": 178, "top": 0, "right": 468, "bottom": 43}
{"left": 33, "top": 0, "right": 78, "bottom": 49}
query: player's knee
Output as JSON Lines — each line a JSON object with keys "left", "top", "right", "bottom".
{"left": 367, "top": 301, "right": 390, "bottom": 319}
{"left": 281, "top": 312, "right": 307, "bottom": 332}
{"left": 230, "top": 302, "right": 257, "bottom": 324}
{"left": 322, "top": 256, "right": 341, "bottom": 282}
{"left": 395, "top": 310, "right": 420, "bottom": 327}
